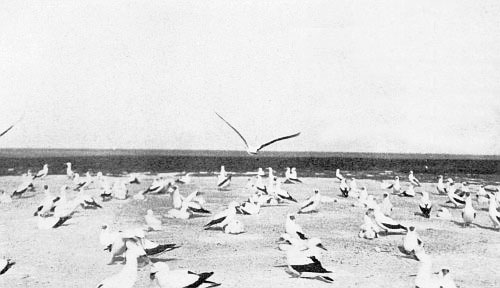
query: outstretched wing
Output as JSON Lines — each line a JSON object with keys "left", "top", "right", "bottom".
{"left": 215, "top": 112, "right": 248, "bottom": 148}
{"left": 257, "top": 132, "right": 301, "bottom": 152}
{"left": 0, "top": 113, "right": 25, "bottom": 138}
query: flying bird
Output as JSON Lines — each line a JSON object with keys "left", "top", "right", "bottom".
{"left": 0, "top": 113, "right": 24, "bottom": 139}
{"left": 215, "top": 112, "right": 300, "bottom": 155}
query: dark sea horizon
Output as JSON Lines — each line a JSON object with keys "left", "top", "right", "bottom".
{"left": 0, "top": 148, "right": 499, "bottom": 184}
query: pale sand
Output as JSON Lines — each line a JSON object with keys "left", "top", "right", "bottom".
{"left": 1, "top": 175, "right": 499, "bottom": 287}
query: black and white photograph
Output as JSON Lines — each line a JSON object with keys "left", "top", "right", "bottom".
{"left": 1, "top": 1, "right": 499, "bottom": 287}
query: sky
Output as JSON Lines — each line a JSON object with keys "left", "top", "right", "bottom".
{"left": 0, "top": 1, "right": 499, "bottom": 154}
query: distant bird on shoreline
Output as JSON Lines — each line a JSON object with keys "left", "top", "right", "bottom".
{"left": 215, "top": 112, "right": 300, "bottom": 155}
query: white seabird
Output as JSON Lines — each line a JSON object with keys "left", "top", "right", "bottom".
{"left": 224, "top": 219, "right": 245, "bottom": 234}
{"left": 285, "top": 213, "right": 308, "bottom": 240}
{"left": 216, "top": 173, "right": 231, "bottom": 189}
{"left": 335, "top": 169, "right": 344, "bottom": 181}
{"left": 380, "top": 192, "right": 393, "bottom": 217}
{"left": 486, "top": 193, "right": 500, "bottom": 230}
{"left": 113, "top": 181, "right": 129, "bottom": 200}
{"left": 358, "top": 209, "right": 379, "bottom": 240}
{"left": 285, "top": 242, "right": 333, "bottom": 283}
{"left": 95, "top": 240, "right": 145, "bottom": 288}
{"left": 33, "top": 185, "right": 60, "bottom": 216}
{"left": 215, "top": 112, "right": 300, "bottom": 155}
{"left": 73, "top": 172, "right": 92, "bottom": 191}
{"left": 149, "top": 262, "right": 221, "bottom": 288}
{"left": 257, "top": 167, "right": 266, "bottom": 177}
{"left": 0, "top": 258, "right": 15, "bottom": 275}
{"left": 175, "top": 172, "right": 192, "bottom": 185}
{"left": 446, "top": 184, "right": 465, "bottom": 208}
{"left": 403, "top": 226, "right": 423, "bottom": 255}
{"left": 65, "top": 162, "right": 75, "bottom": 179}
{"left": 418, "top": 191, "right": 432, "bottom": 218}
{"left": 339, "top": 178, "right": 349, "bottom": 197}
{"left": 12, "top": 175, "right": 34, "bottom": 197}
{"left": 298, "top": 190, "right": 321, "bottom": 214}
{"left": 203, "top": 201, "right": 238, "bottom": 230}
{"left": 145, "top": 209, "right": 163, "bottom": 231}
{"left": 436, "top": 175, "right": 446, "bottom": 194}
{"left": 33, "top": 164, "right": 49, "bottom": 179}
{"left": 409, "top": 170, "right": 421, "bottom": 186}
{"left": 384, "top": 176, "right": 401, "bottom": 194}
{"left": 372, "top": 208, "right": 407, "bottom": 234}
{"left": 400, "top": 184, "right": 416, "bottom": 197}
{"left": 461, "top": 193, "right": 476, "bottom": 227}
{"left": 274, "top": 179, "right": 297, "bottom": 203}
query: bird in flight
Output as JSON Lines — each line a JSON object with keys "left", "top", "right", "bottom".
{"left": 0, "top": 113, "right": 24, "bottom": 139}
{"left": 215, "top": 112, "right": 300, "bottom": 155}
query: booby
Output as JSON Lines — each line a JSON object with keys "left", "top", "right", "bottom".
{"left": 274, "top": 179, "right": 297, "bottom": 202}
{"left": 0, "top": 189, "right": 12, "bottom": 203}
{"left": 418, "top": 191, "right": 432, "bottom": 218}
{"left": 268, "top": 167, "right": 275, "bottom": 179}
{"left": 149, "top": 262, "right": 221, "bottom": 288}
{"left": 358, "top": 209, "right": 379, "bottom": 240}
{"left": 112, "top": 181, "right": 129, "bottom": 200}
{"left": 73, "top": 172, "right": 92, "bottom": 191}
{"left": 216, "top": 174, "right": 231, "bottom": 189}
{"left": 37, "top": 214, "right": 71, "bottom": 229}
{"left": 403, "top": 226, "right": 423, "bottom": 255}
{"left": 175, "top": 172, "right": 192, "bottom": 185}
{"left": 236, "top": 199, "right": 261, "bottom": 215}
{"left": 298, "top": 190, "right": 321, "bottom": 214}
{"left": 12, "top": 176, "right": 34, "bottom": 197}
{"left": 335, "top": 169, "right": 344, "bottom": 181}
{"left": 436, "top": 175, "right": 446, "bottom": 194}
{"left": 257, "top": 167, "right": 266, "bottom": 177}
{"left": 446, "top": 185, "right": 465, "bottom": 207}
{"left": 385, "top": 176, "right": 401, "bottom": 194}
{"left": 289, "top": 167, "right": 302, "bottom": 183}
{"left": 145, "top": 209, "right": 163, "bottom": 231}
{"left": 254, "top": 175, "right": 267, "bottom": 194}
{"left": 65, "top": 162, "right": 75, "bottom": 179}
{"left": 215, "top": 112, "right": 300, "bottom": 155}
{"left": 285, "top": 214, "right": 308, "bottom": 240}
{"left": 438, "top": 268, "right": 457, "bottom": 288}
{"left": 0, "top": 258, "right": 15, "bottom": 275}
{"left": 380, "top": 192, "right": 393, "bottom": 217}
{"left": 224, "top": 219, "right": 245, "bottom": 234}
{"left": 33, "top": 164, "right": 49, "bottom": 179}
{"left": 285, "top": 243, "right": 333, "bottom": 283}
{"left": 77, "top": 190, "right": 102, "bottom": 209}
{"left": 339, "top": 178, "right": 349, "bottom": 197}
{"left": 399, "top": 184, "right": 416, "bottom": 197}
{"left": 461, "top": 193, "right": 476, "bottom": 227}
{"left": 33, "top": 185, "right": 60, "bottom": 216}
{"left": 53, "top": 186, "right": 80, "bottom": 218}
{"left": 486, "top": 194, "right": 500, "bottom": 230}
{"left": 409, "top": 170, "right": 421, "bottom": 186}
{"left": 203, "top": 201, "right": 238, "bottom": 230}
{"left": 372, "top": 208, "right": 407, "bottom": 234}
{"left": 96, "top": 240, "right": 145, "bottom": 288}
{"left": 166, "top": 190, "right": 203, "bottom": 219}
{"left": 219, "top": 165, "right": 227, "bottom": 178}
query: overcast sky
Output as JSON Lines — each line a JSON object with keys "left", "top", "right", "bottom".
{"left": 0, "top": 1, "right": 499, "bottom": 154}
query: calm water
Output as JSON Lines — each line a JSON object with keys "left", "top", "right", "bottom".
{"left": 0, "top": 149, "right": 498, "bottom": 184}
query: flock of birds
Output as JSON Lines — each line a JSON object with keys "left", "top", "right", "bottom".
{"left": 1, "top": 114, "right": 500, "bottom": 288}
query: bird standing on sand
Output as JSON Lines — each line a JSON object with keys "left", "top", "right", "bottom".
{"left": 461, "top": 193, "right": 476, "bottom": 227}
{"left": 409, "top": 171, "right": 421, "bottom": 186}
{"left": 339, "top": 178, "right": 349, "bottom": 197}
{"left": 298, "top": 190, "right": 321, "bottom": 214}
{"left": 436, "top": 175, "right": 446, "bottom": 194}
{"left": 380, "top": 192, "right": 393, "bottom": 217}
{"left": 149, "top": 262, "right": 221, "bottom": 288}
{"left": 385, "top": 176, "right": 401, "bottom": 194}
{"left": 285, "top": 214, "right": 308, "bottom": 240}
{"left": 335, "top": 169, "right": 344, "bottom": 181}
{"left": 285, "top": 241, "right": 333, "bottom": 283}
{"left": 215, "top": 112, "right": 300, "bottom": 155}
{"left": 274, "top": 179, "right": 297, "bottom": 202}
{"left": 486, "top": 194, "right": 500, "bottom": 230}
{"left": 418, "top": 191, "right": 432, "bottom": 218}
{"left": 33, "top": 164, "right": 49, "bottom": 180}
{"left": 65, "top": 162, "right": 75, "bottom": 179}
{"left": 33, "top": 185, "right": 60, "bottom": 216}
{"left": 403, "top": 226, "right": 423, "bottom": 255}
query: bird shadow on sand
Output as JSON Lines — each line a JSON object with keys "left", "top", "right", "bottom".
{"left": 413, "top": 212, "right": 431, "bottom": 219}
{"left": 470, "top": 223, "right": 499, "bottom": 232}
{"left": 282, "top": 270, "right": 334, "bottom": 283}
{"left": 149, "top": 257, "right": 179, "bottom": 263}
{"left": 190, "top": 214, "right": 210, "bottom": 219}
{"left": 297, "top": 210, "right": 320, "bottom": 215}
{"left": 15, "top": 194, "right": 37, "bottom": 199}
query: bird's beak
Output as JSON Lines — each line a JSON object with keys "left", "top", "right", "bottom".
{"left": 317, "top": 243, "right": 327, "bottom": 251}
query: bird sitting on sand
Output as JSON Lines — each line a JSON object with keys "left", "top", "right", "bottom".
{"left": 112, "top": 181, "right": 128, "bottom": 200}
{"left": 175, "top": 172, "right": 192, "bottom": 185}
{"left": 372, "top": 208, "right": 407, "bottom": 234}
{"left": 461, "top": 193, "right": 476, "bottom": 227}
{"left": 418, "top": 191, "right": 432, "bottom": 218}
{"left": 204, "top": 201, "right": 238, "bottom": 230}
{"left": 33, "top": 164, "right": 49, "bottom": 180}
{"left": 37, "top": 214, "right": 71, "bottom": 229}
{"left": 446, "top": 184, "right": 465, "bottom": 208}
{"left": 257, "top": 167, "right": 266, "bottom": 177}
{"left": 402, "top": 226, "right": 423, "bottom": 256}
{"left": 380, "top": 192, "right": 393, "bottom": 217}
{"left": 339, "top": 178, "right": 349, "bottom": 197}
{"left": 436, "top": 207, "right": 452, "bottom": 220}
{"left": 285, "top": 214, "right": 308, "bottom": 240}
{"left": 486, "top": 194, "right": 500, "bottom": 230}
{"left": 142, "top": 177, "right": 169, "bottom": 194}
{"left": 236, "top": 199, "right": 261, "bottom": 215}
{"left": 0, "top": 258, "right": 15, "bottom": 275}
{"left": 358, "top": 209, "right": 379, "bottom": 240}
{"left": 0, "top": 190, "right": 12, "bottom": 203}
{"left": 409, "top": 170, "right": 421, "bottom": 186}
{"left": 149, "top": 262, "right": 221, "bottom": 288}
{"left": 145, "top": 209, "right": 163, "bottom": 231}
{"left": 285, "top": 240, "right": 333, "bottom": 283}
{"left": 127, "top": 173, "right": 141, "bottom": 184}
{"left": 298, "top": 190, "right": 321, "bottom": 214}
{"left": 73, "top": 172, "right": 92, "bottom": 191}
{"left": 224, "top": 219, "right": 245, "bottom": 234}
{"left": 77, "top": 190, "right": 102, "bottom": 209}
{"left": 384, "top": 176, "right": 401, "bottom": 194}
{"left": 96, "top": 240, "right": 146, "bottom": 288}
{"left": 12, "top": 175, "right": 34, "bottom": 197}
{"left": 399, "top": 184, "right": 416, "bottom": 197}
{"left": 274, "top": 179, "right": 297, "bottom": 203}
{"left": 33, "top": 185, "right": 60, "bottom": 216}
{"left": 288, "top": 167, "right": 302, "bottom": 183}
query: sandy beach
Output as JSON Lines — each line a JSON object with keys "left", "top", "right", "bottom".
{"left": 1, "top": 175, "right": 499, "bottom": 287}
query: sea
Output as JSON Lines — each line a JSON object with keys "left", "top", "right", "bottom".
{"left": 0, "top": 149, "right": 499, "bottom": 184}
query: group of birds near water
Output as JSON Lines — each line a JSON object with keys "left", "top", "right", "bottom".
{"left": 1, "top": 113, "right": 500, "bottom": 288}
